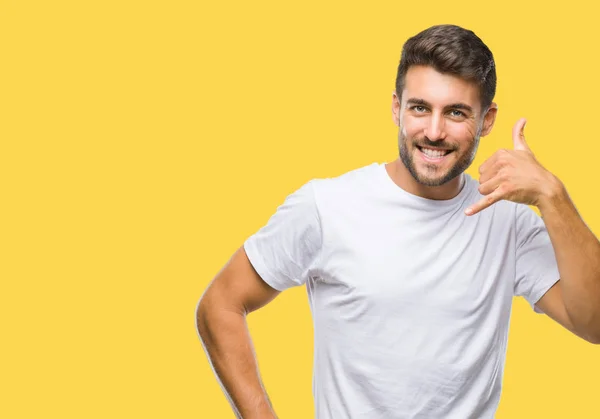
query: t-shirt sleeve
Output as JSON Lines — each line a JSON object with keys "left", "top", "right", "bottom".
{"left": 243, "top": 180, "right": 323, "bottom": 292}
{"left": 514, "top": 204, "right": 560, "bottom": 313}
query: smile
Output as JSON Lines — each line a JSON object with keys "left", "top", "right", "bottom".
{"left": 417, "top": 146, "right": 453, "bottom": 162}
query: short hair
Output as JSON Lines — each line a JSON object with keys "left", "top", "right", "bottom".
{"left": 395, "top": 24, "right": 496, "bottom": 111}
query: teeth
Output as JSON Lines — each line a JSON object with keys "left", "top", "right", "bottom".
{"left": 421, "top": 147, "right": 447, "bottom": 158}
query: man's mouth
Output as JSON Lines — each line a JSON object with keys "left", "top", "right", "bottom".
{"left": 416, "top": 146, "right": 453, "bottom": 161}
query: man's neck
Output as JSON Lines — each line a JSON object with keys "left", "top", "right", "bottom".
{"left": 385, "top": 158, "right": 465, "bottom": 201}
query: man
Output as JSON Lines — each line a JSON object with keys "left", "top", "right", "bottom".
{"left": 196, "top": 25, "right": 600, "bottom": 418}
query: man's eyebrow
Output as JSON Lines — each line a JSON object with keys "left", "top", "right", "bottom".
{"left": 406, "top": 98, "right": 431, "bottom": 107}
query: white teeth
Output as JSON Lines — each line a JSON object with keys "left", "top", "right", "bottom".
{"left": 421, "top": 147, "right": 447, "bottom": 158}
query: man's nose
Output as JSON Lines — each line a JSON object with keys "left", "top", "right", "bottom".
{"left": 424, "top": 113, "right": 447, "bottom": 142}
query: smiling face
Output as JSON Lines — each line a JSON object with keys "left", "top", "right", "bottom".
{"left": 392, "top": 65, "right": 497, "bottom": 188}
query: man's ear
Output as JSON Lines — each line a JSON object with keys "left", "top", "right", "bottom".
{"left": 480, "top": 102, "right": 498, "bottom": 137}
{"left": 391, "top": 91, "right": 401, "bottom": 127}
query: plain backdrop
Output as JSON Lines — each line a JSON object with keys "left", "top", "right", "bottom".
{"left": 1, "top": 1, "right": 599, "bottom": 418}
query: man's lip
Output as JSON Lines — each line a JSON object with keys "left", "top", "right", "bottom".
{"left": 416, "top": 145, "right": 453, "bottom": 152}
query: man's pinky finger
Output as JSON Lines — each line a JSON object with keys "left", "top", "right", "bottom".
{"left": 465, "top": 192, "right": 502, "bottom": 216}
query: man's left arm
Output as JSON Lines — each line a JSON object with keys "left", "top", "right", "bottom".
{"left": 534, "top": 180, "right": 600, "bottom": 344}
{"left": 466, "top": 118, "right": 600, "bottom": 344}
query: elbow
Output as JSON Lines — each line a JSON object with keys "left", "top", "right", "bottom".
{"left": 195, "top": 295, "right": 211, "bottom": 340}
{"left": 195, "top": 293, "right": 244, "bottom": 341}
{"left": 195, "top": 300, "right": 204, "bottom": 336}
{"left": 579, "top": 319, "right": 600, "bottom": 345}
{"left": 585, "top": 330, "right": 600, "bottom": 345}
{"left": 570, "top": 305, "right": 600, "bottom": 345}
{"left": 586, "top": 310, "right": 600, "bottom": 344}
{"left": 584, "top": 336, "right": 600, "bottom": 345}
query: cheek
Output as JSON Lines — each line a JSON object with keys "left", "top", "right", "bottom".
{"left": 401, "top": 115, "right": 427, "bottom": 138}
{"left": 447, "top": 123, "right": 477, "bottom": 145}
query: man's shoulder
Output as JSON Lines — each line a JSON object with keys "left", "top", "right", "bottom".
{"left": 311, "top": 162, "right": 381, "bottom": 191}
{"left": 303, "top": 162, "right": 382, "bottom": 213}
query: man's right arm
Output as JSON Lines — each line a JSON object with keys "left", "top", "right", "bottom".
{"left": 196, "top": 245, "right": 282, "bottom": 419}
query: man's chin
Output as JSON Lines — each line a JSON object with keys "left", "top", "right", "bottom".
{"left": 413, "top": 173, "right": 452, "bottom": 187}
{"left": 399, "top": 147, "right": 465, "bottom": 187}
{"left": 411, "top": 162, "right": 462, "bottom": 187}
{"left": 410, "top": 164, "right": 449, "bottom": 186}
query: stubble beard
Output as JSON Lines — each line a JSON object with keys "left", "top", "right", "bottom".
{"left": 398, "top": 130, "right": 480, "bottom": 187}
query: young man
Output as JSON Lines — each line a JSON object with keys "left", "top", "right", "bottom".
{"left": 197, "top": 25, "right": 600, "bottom": 419}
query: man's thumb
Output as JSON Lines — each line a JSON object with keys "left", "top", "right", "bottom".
{"left": 512, "top": 118, "right": 528, "bottom": 151}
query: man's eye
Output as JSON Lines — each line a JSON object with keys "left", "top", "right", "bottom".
{"left": 413, "top": 106, "right": 426, "bottom": 112}
{"left": 450, "top": 109, "right": 466, "bottom": 117}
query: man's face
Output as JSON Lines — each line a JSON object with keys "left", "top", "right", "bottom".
{"left": 392, "top": 65, "right": 497, "bottom": 187}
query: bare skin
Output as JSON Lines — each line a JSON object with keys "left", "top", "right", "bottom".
{"left": 388, "top": 65, "right": 498, "bottom": 200}
{"left": 196, "top": 246, "right": 281, "bottom": 418}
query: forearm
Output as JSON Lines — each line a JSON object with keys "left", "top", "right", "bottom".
{"left": 197, "top": 303, "right": 278, "bottom": 419}
{"left": 538, "top": 179, "right": 600, "bottom": 339}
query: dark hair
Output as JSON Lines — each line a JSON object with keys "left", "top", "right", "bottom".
{"left": 395, "top": 25, "right": 496, "bottom": 111}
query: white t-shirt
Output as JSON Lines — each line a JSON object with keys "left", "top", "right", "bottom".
{"left": 244, "top": 162, "right": 560, "bottom": 419}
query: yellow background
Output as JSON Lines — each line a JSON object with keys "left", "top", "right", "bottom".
{"left": 2, "top": 0, "right": 599, "bottom": 418}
